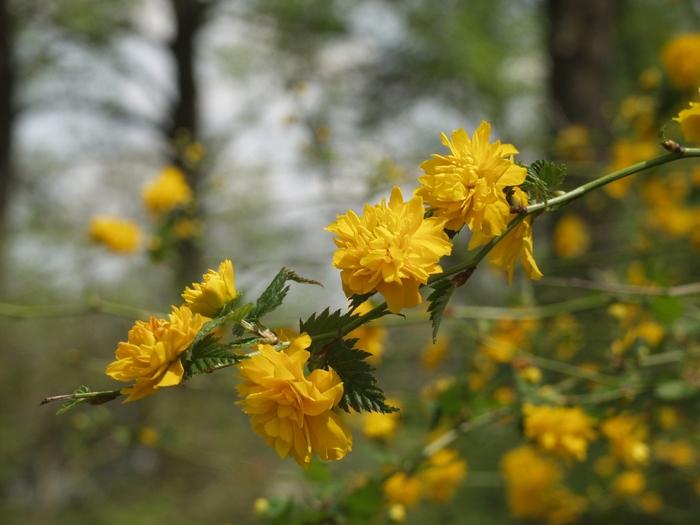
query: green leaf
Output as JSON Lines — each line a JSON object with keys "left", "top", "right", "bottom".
{"left": 190, "top": 303, "right": 253, "bottom": 354}
{"left": 299, "top": 307, "right": 354, "bottom": 350}
{"left": 522, "top": 160, "right": 567, "bottom": 203}
{"left": 655, "top": 379, "right": 698, "bottom": 401}
{"left": 427, "top": 279, "right": 456, "bottom": 342}
{"left": 342, "top": 479, "right": 383, "bottom": 522}
{"left": 309, "top": 338, "right": 396, "bottom": 413}
{"left": 56, "top": 385, "right": 90, "bottom": 415}
{"left": 248, "top": 267, "right": 322, "bottom": 323}
{"left": 650, "top": 296, "right": 684, "bottom": 325}
{"left": 186, "top": 339, "right": 245, "bottom": 377}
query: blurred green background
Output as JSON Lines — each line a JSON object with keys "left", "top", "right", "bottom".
{"left": 2, "top": 1, "right": 700, "bottom": 523}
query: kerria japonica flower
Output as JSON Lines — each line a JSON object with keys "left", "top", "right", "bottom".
{"left": 326, "top": 186, "right": 452, "bottom": 313}
{"left": 182, "top": 259, "right": 238, "bottom": 317}
{"left": 237, "top": 334, "right": 352, "bottom": 467}
{"left": 416, "top": 121, "right": 527, "bottom": 236}
{"left": 105, "top": 306, "right": 208, "bottom": 401}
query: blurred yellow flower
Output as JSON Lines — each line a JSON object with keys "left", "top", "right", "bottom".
{"left": 362, "top": 398, "right": 401, "bottom": 441}
{"left": 419, "top": 449, "right": 467, "bottom": 502}
{"left": 501, "top": 445, "right": 587, "bottom": 525}
{"left": 383, "top": 471, "right": 422, "bottom": 508}
{"left": 387, "top": 503, "right": 406, "bottom": 523}
{"left": 326, "top": 187, "right": 452, "bottom": 313}
{"left": 601, "top": 413, "right": 649, "bottom": 467}
{"left": 675, "top": 100, "right": 700, "bottom": 144}
{"left": 106, "top": 306, "right": 208, "bottom": 402}
{"left": 553, "top": 214, "right": 591, "bottom": 259}
{"left": 553, "top": 125, "right": 594, "bottom": 162}
{"left": 421, "top": 334, "right": 449, "bottom": 371}
{"left": 88, "top": 215, "right": 141, "bottom": 253}
{"left": 470, "top": 188, "right": 542, "bottom": 282}
{"left": 142, "top": 166, "right": 193, "bottom": 214}
{"left": 657, "top": 406, "right": 680, "bottom": 430}
{"left": 237, "top": 334, "right": 352, "bottom": 467}
{"left": 346, "top": 301, "right": 387, "bottom": 365}
{"left": 523, "top": 404, "right": 596, "bottom": 461}
{"left": 605, "top": 140, "right": 658, "bottom": 198}
{"left": 173, "top": 218, "right": 201, "bottom": 240}
{"left": 613, "top": 470, "right": 645, "bottom": 497}
{"left": 662, "top": 33, "right": 700, "bottom": 89}
{"left": 639, "top": 67, "right": 662, "bottom": 91}
{"left": 183, "top": 141, "right": 206, "bottom": 165}
{"left": 639, "top": 491, "right": 663, "bottom": 514}
{"left": 417, "top": 121, "right": 526, "bottom": 235}
{"left": 654, "top": 439, "right": 697, "bottom": 468}
{"left": 182, "top": 259, "right": 237, "bottom": 317}
{"left": 493, "top": 386, "right": 517, "bottom": 405}
{"left": 479, "top": 318, "right": 538, "bottom": 363}
{"left": 138, "top": 426, "right": 159, "bottom": 446}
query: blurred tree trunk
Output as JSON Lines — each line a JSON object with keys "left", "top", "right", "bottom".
{"left": 166, "top": 0, "right": 209, "bottom": 288}
{"left": 0, "top": 0, "right": 14, "bottom": 234}
{"left": 546, "top": 0, "right": 619, "bottom": 159}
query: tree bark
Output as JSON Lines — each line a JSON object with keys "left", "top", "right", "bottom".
{"left": 546, "top": 0, "right": 619, "bottom": 158}
{"left": 0, "top": 0, "right": 15, "bottom": 234}
{"left": 166, "top": 0, "right": 209, "bottom": 288}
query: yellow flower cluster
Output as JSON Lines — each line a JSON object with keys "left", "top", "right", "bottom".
{"left": 327, "top": 122, "right": 542, "bottom": 313}
{"left": 675, "top": 99, "right": 700, "bottom": 144}
{"left": 88, "top": 215, "right": 142, "bottom": 253}
{"left": 553, "top": 214, "right": 591, "bottom": 259}
{"left": 523, "top": 404, "right": 597, "bottom": 461}
{"left": 106, "top": 306, "right": 208, "bottom": 401}
{"left": 327, "top": 187, "right": 452, "bottom": 313}
{"left": 105, "top": 260, "right": 238, "bottom": 401}
{"left": 142, "top": 166, "right": 193, "bottom": 215}
{"left": 361, "top": 398, "right": 401, "bottom": 441}
{"left": 501, "top": 446, "right": 587, "bottom": 525}
{"left": 237, "top": 334, "right": 352, "bottom": 467}
{"left": 382, "top": 449, "right": 467, "bottom": 509}
{"left": 601, "top": 413, "right": 649, "bottom": 467}
{"left": 662, "top": 33, "right": 700, "bottom": 90}
{"left": 608, "top": 303, "right": 664, "bottom": 355}
{"left": 182, "top": 259, "right": 237, "bottom": 317}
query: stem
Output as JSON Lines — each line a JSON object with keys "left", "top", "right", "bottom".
{"left": 523, "top": 353, "right": 619, "bottom": 386}
{"left": 526, "top": 149, "right": 700, "bottom": 213}
{"left": 0, "top": 295, "right": 159, "bottom": 320}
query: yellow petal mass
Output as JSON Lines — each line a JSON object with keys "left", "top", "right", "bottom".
{"left": 182, "top": 259, "right": 238, "bottom": 317}
{"left": 237, "top": 334, "right": 352, "bottom": 467}
{"left": 105, "top": 306, "right": 208, "bottom": 402}
{"left": 326, "top": 187, "right": 452, "bottom": 313}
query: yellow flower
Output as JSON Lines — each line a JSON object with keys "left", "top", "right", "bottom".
{"left": 605, "top": 140, "right": 658, "bottom": 198}
{"left": 639, "top": 491, "right": 663, "bottom": 514}
{"left": 419, "top": 449, "right": 467, "bottom": 502}
{"left": 417, "top": 121, "right": 527, "bottom": 235}
{"left": 182, "top": 259, "right": 237, "bottom": 317}
{"left": 173, "top": 218, "right": 201, "bottom": 240}
{"left": 675, "top": 100, "right": 700, "bottom": 144}
{"left": 345, "top": 301, "right": 387, "bottom": 365}
{"left": 138, "top": 426, "right": 159, "bottom": 446}
{"left": 326, "top": 187, "right": 452, "bottom": 313}
{"left": 601, "top": 414, "right": 649, "bottom": 467}
{"left": 523, "top": 404, "right": 596, "bottom": 461}
{"left": 88, "top": 215, "right": 141, "bottom": 253}
{"left": 469, "top": 188, "right": 542, "bottom": 282}
{"left": 501, "top": 446, "right": 587, "bottom": 525}
{"left": 387, "top": 503, "right": 406, "bottom": 523}
{"left": 237, "top": 334, "right": 352, "bottom": 467}
{"left": 142, "top": 166, "right": 193, "bottom": 214}
{"left": 106, "top": 306, "right": 208, "bottom": 402}
{"left": 553, "top": 125, "right": 594, "bottom": 162}
{"left": 553, "top": 214, "right": 591, "bottom": 259}
{"left": 654, "top": 439, "right": 697, "bottom": 468}
{"left": 657, "top": 406, "right": 680, "bottom": 430}
{"left": 421, "top": 334, "right": 449, "bottom": 371}
{"left": 362, "top": 398, "right": 401, "bottom": 441}
{"left": 662, "top": 33, "right": 700, "bottom": 89}
{"left": 383, "top": 471, "right": 423, "bottom": 508}
{"left": 479, "top": 318, "right": 538, "bottom": 363}
{"left": 612, "top": 470, "right": 645, "bottom": 497}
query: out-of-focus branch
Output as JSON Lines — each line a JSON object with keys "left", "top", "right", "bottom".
{"left": 0, "top": 295, "right": 160, "bottom": 320}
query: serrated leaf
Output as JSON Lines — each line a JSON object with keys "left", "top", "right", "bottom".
{"left": 427, "top": 279, "right": 456, "bottom": 342}
{"left": 190, "top": 303, "right": 253, "bottom": 355}
{"left": 300, "top": 307, "right": 354, "bottom": 350}
{"left": 56, "top": 385, "right": 90, "bottom": 415}
{"left": 522, "top": 160, "right": 567, "bottom": 203}
{"left": 248, "top": 268, "right": 322, "bottom": 323}
{"left": 309, "top": 338, "right": 396, "bottom": 413}
{"left": 349, "top": 292, "right": 374, "bottom": 311}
